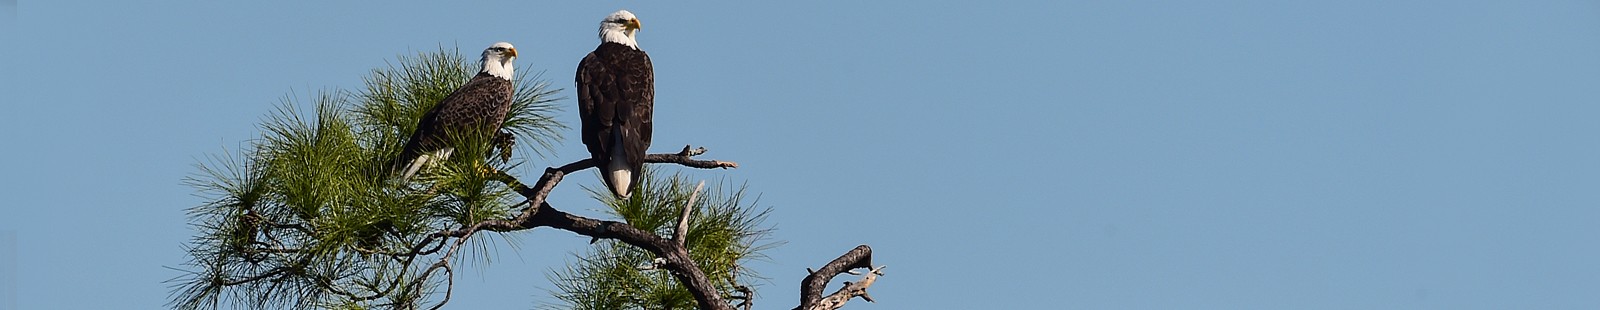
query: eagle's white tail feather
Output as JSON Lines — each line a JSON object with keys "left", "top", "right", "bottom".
{"left": 401, "top": 148, "right": 454, "bottom": 181}
{"left": 607, "top": 147, "right": 632, "bottom": 198}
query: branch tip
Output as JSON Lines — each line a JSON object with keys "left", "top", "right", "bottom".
{"left": 674, "top": 180, "right": 706, "bottom": 245}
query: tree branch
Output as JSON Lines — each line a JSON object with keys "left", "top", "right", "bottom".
{"left": 795, "top": 245, "right": 876, "bottom": 310}
{"left": 807, "top": 266, "right": 886, "bottom": 310}
{"left": 674, "top": 180, "right": 706, "bottom": 245}
{"left": 520, "top": 201, "right": 732, "bottom": 309}
{"left": 428, "top": 146, "right": 740, "bottom": 310}
{"left": 648, "top": 145, "right": 740, "bottom": 169}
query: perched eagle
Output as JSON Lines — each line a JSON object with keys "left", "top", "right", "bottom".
{"left": 395, "top": 42, "right": 518, "bottom": 180}
{"left": 578, "top": 10, "right": 654, "bottom": 199}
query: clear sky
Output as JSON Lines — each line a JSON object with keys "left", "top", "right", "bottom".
{"left": 4, "top": 1, "right": 1600, "bottom": 309}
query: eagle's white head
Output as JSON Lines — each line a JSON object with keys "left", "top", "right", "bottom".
{"left": 598, "top": 10, "right": 642, "bottom": 49}
{"left": 480, "top": 42, "right": 517, "bottom": 80}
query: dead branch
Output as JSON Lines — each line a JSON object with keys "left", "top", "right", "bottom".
{"left": 674, "top": 180, "right": 707, "bottom": 245}
{"left": 795, "top": 245, "right": 876, "bottom": 310}
{"left": 648, "top": 145, "right": 739, "bottom": 169}
{"left": 807, "top": 266, "right": 886, "bottom": 310}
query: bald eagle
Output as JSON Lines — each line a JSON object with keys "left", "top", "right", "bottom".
{"left": 396, "top": 42, "right": 518, "bottom": 180}
{"left": 578, "top": 10, "right": 654, "bottom": 199}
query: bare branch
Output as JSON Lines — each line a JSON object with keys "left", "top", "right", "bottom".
{"left": 648, "top": 145, "right": 739, "bottom": 169}
{"left": 795, "top": 245, "right": 876, "bottom": 310}
{"left": 674, "top": 180, "right": 706, "bottom": 245}
{"left": 807, "top": 266, "right": 886, "bottom": 310}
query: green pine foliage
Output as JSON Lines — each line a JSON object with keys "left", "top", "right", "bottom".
{"left": 543, "top": 169, "right": 780, "bottom": 310}
{"left": 172, "top": 46, "right": 564, "bottom": 310}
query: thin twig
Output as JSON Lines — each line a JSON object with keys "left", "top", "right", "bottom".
{"left": 426, "top": 263, "right": 455, "bottom": 310}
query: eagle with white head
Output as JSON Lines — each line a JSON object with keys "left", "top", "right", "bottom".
{"left": 396, "top": 42, "right": 518, "bottom": 180}
{"left": 577, "top": 10, "right": 654, "bottom": 199}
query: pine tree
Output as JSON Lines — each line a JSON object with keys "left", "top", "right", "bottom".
{"left": 173, "top": 47, "right": 564, "bottom": 309}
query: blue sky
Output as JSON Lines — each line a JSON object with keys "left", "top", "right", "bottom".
{"left": 4, "top": 1, "right": 1600, "bottom": 309}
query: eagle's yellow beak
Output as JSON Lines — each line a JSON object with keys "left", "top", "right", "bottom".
{"left": 626, "top": 18, "right": 642, "bottom": 31}
{"left": 506, "top": 47, "right": 518, "bottom": 58}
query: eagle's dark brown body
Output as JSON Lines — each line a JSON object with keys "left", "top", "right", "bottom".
{"left": 396, "top": 72, "right": 515, "bottom": 173}
{"left": 577, "top": 42, "right": 654, "bottom": 198}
